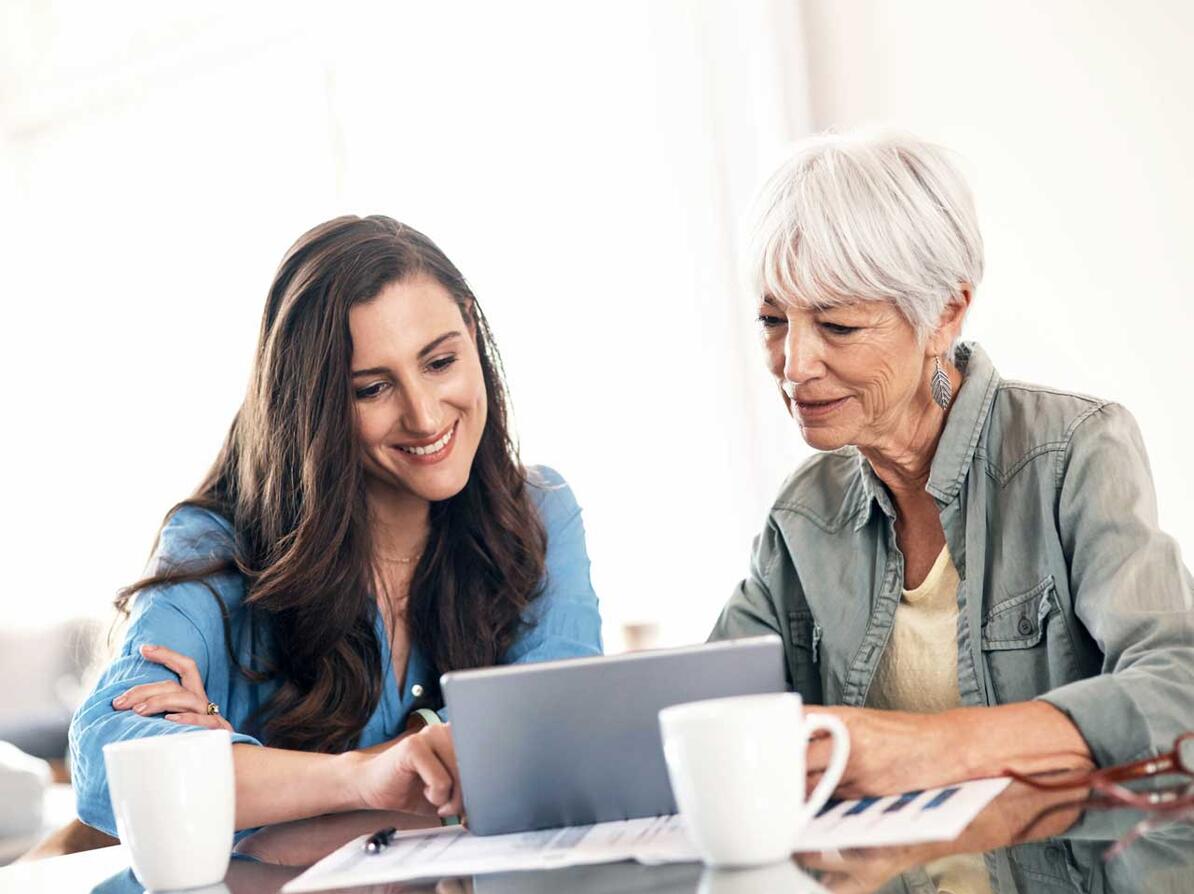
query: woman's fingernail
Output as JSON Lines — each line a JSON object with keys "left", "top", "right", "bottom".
{"left": 141, "top": 645, "right": 157, "bottom": 653}
{"left": 112, "top": 696, "right": 127, "bottom": 708}
{"left": 133, "top": 703, "right": 148, "bottom": 714}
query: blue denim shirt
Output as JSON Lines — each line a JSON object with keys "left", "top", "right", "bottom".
{"left": 710, "top": 343, "right": 1194, "bottom": 890}
{"left": 70, "top": 465, "right": 603, "bottom": 836}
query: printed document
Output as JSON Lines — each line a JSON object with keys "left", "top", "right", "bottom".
{"left": 283, "top": 777, "right": 1010, "bottom": 892}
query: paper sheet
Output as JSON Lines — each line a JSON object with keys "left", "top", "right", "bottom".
{"left": 282, "top": 815, "right": 694, "bottom": 893}
{"left": 282, "top": 777, "right": 1010, "bottom": 892}
{"left": 797, "top": 776, "right": 1010, "bottom": 850}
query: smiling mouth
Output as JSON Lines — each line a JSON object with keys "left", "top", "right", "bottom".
{"left": 794, "top": 397, "right": 847, "bottom": 408}
{"left": 395, "top": 422, "right": 456, "bottom": 456}
{"left": 792, "top": 396, "right": 850, "bottom": 418}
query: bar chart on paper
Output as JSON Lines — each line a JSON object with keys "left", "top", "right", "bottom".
{"left": 793, "top": 777, "right": 1011, "bottom": 851}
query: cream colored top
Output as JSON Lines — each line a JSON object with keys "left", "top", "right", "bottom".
{"left": 865, "top": 545, "right": 992, "bottom": 894}
{"left": 866, "top": 545, "right": 963, "bottom": 714}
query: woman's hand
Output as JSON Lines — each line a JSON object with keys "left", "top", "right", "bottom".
{"left": 353, "top": 723, "right": 463, "bottom": 818}
{"left": 806, "top": 706, "right": 960, "bottom": 798}
{"left": 110, "top": 643, "right": 233, "bottom": 732}
{"left": 806, "top": 702, "right": 1095, "bottom": 799}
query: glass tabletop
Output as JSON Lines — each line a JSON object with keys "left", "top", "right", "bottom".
{"left": 5, "top": 779, "right": 1191, "bottom": 893}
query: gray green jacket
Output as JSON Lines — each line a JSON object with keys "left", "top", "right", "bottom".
{"left": 710, "top": 342, "right": 1194, "bottom": 891}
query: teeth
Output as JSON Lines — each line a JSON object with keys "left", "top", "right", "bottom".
{"left": 399, "top": 426, "right": 454, "bottom": 456}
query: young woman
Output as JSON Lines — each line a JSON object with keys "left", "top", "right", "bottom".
{"left": 69, "top": 215, "right": 602, "bottom": 836}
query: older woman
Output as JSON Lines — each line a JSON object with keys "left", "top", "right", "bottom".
{"left": 712, "top": 132, "right": 1194, "bottom": 809}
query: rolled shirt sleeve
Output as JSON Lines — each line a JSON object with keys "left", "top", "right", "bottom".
{"left": 1038, "top": 402, "right": 1194, "bottom": 766}
{"left": 69, "top": 578, "right": 263, "bottom": 837}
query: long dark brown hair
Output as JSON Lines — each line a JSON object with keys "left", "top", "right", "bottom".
{"left": 115, "top": 215, "right": 547, "bottom": 752}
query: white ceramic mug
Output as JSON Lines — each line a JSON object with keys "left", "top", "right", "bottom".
{"left": 103, "top": 729, "right": 235, "bottom": 891}
{"left": 659, "top": 692, "right": 850, "bottom": 868}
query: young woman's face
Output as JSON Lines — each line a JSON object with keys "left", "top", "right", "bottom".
{"left": 350, "top": 275, "right": 488, "bottom": 505}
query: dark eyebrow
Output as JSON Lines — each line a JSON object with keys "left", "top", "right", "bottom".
{"left": 762, "top": 295, "right": 780, "bottom": 308}
{"left": 418, "top": 331, "right": 462, "bottom": 359}
{"left": 351, "top": 331, "right": 463, "bottom": 378}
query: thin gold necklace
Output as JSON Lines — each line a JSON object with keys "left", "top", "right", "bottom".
{"left": 376, "top": 540, "right": 425, "bottom": 565}
{"left": 377, "top": 551, "right": 422, "bottom": 565}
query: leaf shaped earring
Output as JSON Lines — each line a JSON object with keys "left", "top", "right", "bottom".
{"left": 931, "top": 355, "right": 953, "bottom": 410}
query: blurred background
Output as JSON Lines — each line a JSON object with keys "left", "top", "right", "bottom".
{"left": 2, "top": 0, "right": 1192, "bottom": 856}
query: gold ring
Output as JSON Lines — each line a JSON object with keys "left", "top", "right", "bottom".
{"left": 206, "top": 702, "right": 220, "bottom": 716}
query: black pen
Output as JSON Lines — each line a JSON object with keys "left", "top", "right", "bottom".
{"left": 363, "top": 826, "right": 397, "bottom": 854}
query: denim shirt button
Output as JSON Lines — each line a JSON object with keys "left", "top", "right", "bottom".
{"left": 411, "top": 684, "right": 425, "bottom": 698}
{"left": 1017, "top": 617, "right": 1034, "bottom": 636}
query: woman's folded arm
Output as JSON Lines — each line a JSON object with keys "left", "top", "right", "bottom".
{"left": 69, "top": 587, "right": 263, "bottom": 836}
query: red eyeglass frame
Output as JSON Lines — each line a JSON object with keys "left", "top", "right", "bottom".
{"left": 1004, "top": 732, "right": 1194, "bottom": 793}
{"left": 1006, "top": 732, "right": 1194, "bottom": 852}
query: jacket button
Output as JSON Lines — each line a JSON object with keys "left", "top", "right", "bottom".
{"left": 411, "top": 684, "right": 425, "bottom": 698}
{"left": 1017, "top": 617, "right": 1034, "bottom": 636}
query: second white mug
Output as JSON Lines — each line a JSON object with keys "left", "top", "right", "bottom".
{"left": 659, "top": 692, "right": 850, "bottom": 867}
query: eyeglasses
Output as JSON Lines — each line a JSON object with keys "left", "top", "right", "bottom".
{"left": 1004, "top": 732, "right": 1194, "bottom": 794}
{"left": 1006, "top": 733, "right": 1194, "bottom": 856}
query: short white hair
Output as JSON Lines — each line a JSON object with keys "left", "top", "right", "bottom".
{"left": 748, "top": 129, "right": 984, "bottom": 341}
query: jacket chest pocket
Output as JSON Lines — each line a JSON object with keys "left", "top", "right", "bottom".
{"left": 981, "top": 575, "right": 1079, "bottom": 704}
{"left": 787, "top": 608, "right": 824, "bottom": 702}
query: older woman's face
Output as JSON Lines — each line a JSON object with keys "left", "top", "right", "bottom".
{"left": 758, "top": 296, "right": 930, "bottom": 452}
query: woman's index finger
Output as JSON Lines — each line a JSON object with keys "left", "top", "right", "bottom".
{"left": 139, "top": 643, "right": 205, "bottom": 693}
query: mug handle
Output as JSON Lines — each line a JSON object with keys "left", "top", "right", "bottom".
{"left": 796, "top": 712, "right": 851, "bottom": 829}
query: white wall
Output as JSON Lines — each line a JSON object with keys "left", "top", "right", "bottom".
{"left": 2, "top": 1, "right": 1190, "bottom": 651}
{"left": 0, "top": 2, "right": 813, "bottom": 649}
{"left": 801, "top": 0, "right": 1194, "bottom": 554}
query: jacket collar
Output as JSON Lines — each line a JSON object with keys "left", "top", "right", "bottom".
{"left": 853, "top": 341, "right": 1001, "bottom": 530}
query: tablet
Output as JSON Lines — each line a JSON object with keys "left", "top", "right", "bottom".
{"left": 441, "top": 634, "right": 786, "bottom": 835}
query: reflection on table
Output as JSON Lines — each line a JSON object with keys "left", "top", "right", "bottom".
{"left": 1, "top": 779, "right": 1191, "bottom": 893}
